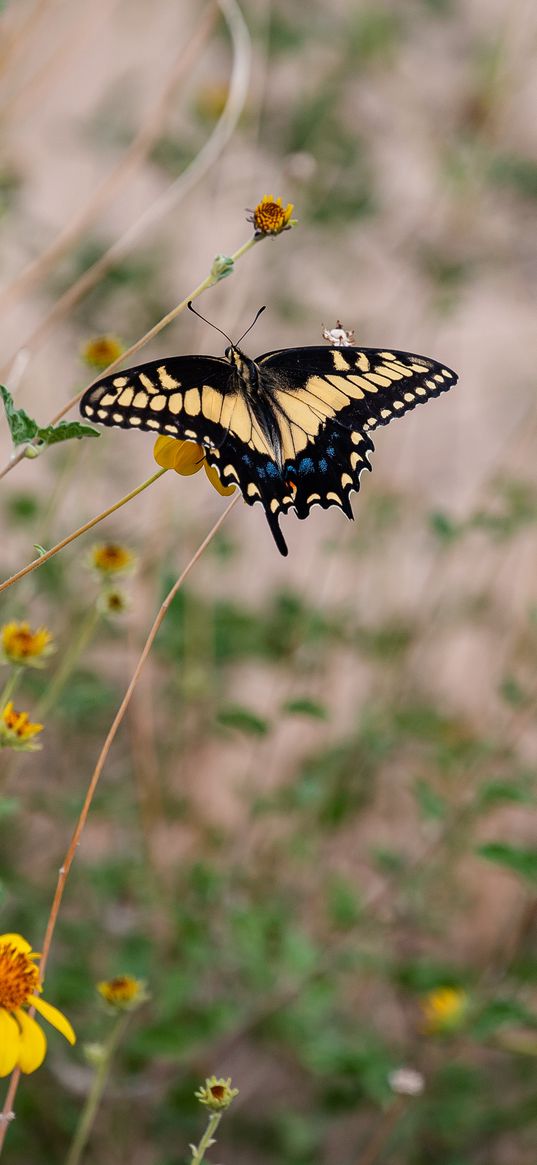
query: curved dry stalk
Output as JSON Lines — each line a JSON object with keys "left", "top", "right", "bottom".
{"left": 1, "top": 1, "right": 114, "bottom": 123}
{"left": 0, "top": 0, "right": 251, "bottom": 385}
{"left": 0, "top": 2, "right": 218, "bottom": 311}
{"left": 0, "top": 492, "right": 240, "bottom": 1151}
{"left": 0, "top": 468, "right": 166, "bottom": 595}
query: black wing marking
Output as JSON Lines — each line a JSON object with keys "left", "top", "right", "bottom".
{"left": 256, "top": 344, "right": 457, "bottom": 523}
{"left": 79, "top": 355, "right": 293, "bottom": 555}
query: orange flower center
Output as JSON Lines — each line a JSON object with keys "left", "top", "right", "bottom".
{"left": 254, "top": 201, "right": 287, "bottom": 233}
{"left": 7, "top": 629, "right": 34, "bottom": 657}
{"left": 0, "top": 943, "right": 39, "bottom": 1009}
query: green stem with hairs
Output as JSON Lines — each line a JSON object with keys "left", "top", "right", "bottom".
{"left": 64, "top": 1012, "right": 131, "bottom": 1165}
{"left": 189, "top": 1112, "right": 222, "bottom": 1165}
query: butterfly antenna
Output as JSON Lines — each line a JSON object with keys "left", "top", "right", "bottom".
{"left": 236, "top": 305, "right": 266, "bottom": 347}
{"left": 187, "top": 301, "right": 233, "bottom": 345}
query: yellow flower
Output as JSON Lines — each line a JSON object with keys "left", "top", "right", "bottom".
{"left": 89, "top": 543, "right": 135, "bottom": 576}
{"left": 0, "top": 933, "right": 75, "bottom": 1076}
{"left": 195, "top": 1075, "right": 239, "bottom": 1111}
{"left": 422, "top": 987, "right": 469, "bottom": 1034}
{"left": 81, "top": 335, "right": 124, "bottom": 371}
{"left": 153, "top": 436, "right": 236, "bottom": 497}
{"left": 97, "top": 588, "right": 129, "bottom": 617}
{"left": 1, "top": 621, "right": 54, "bottom": 668}
{"left": 0, "top": 702, "right": 43, "bottom": 751}
{"left": 195, "top": 81, "right": 229, "bottom": 122}
{"left": 247, "top": 194, "right": 296, "bottom": 236}
{"left": 97, "top": 975, "right": 148, "bottom": 1011}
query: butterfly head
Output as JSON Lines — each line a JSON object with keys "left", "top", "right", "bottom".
{"left": 225, "top": 345, "right": 259, "bottom": 390}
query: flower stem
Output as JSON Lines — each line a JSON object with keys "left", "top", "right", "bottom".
{"left": 36, "top": 605, "right": 101, "bottom": 718}
{"left": 0, "top": 468, "right": 167, "bottom": 596}
{"left": 64, "top": 1012, "right": 131, "bottom": 1165}
{"left": 190, "top": 1112, "right": 222, "bottom": 1165}
{"left": 0, "top": 670, "right": 22, "bottom": 710}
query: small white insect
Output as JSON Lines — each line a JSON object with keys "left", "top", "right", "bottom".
{"left": 321, "top": 320, "right": 355, "bottom": 347}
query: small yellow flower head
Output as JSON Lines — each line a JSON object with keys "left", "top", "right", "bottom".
{"left": 81, "top": 335, "right": 124, "bottom": 371}
{"left": 97, "top": 975, "right": 148, "bottom": 1011}
{"left": 422, "top": 987, "right": 469, "bottom": 1034}
{"left": 248, "top": 194, "right": 296, "bottom": 237}
{"left": 153, "top": 436, "right": 236, "bottom": 497}
{"left": 195, "top": 81, "right": 229, "bottom": 122}
{"left": 98, "top": 588, "right": 129, "bottom": 618}
{"left": 0, "top": 702, "right": 43, "bottom": 751}
{"left": 1, "top": 621, "right": 54, "bottom": 668}
{"left": 0, "top": 933, "right": 75, "bottom": 1076}
{"left": 90, "top": 543, "right": 135, "bottom": 577}
{"left": 195, "top": 1076, "right": 239, "bottom": 1112}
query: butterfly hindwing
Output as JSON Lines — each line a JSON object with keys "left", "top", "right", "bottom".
{"left": 255, "top": 344, "right": 457, "bottom": 523}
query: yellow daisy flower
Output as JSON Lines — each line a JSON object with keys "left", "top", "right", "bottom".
{"left": 1, "top": 621, "right": 54, "bottom": 668}
{"left": 195, "top": 1075, "right": 239, "bottom": 1111}
{"left": 153, "top": 436, "right": 236, "bottom": 497}
{"left": 97, "top": 975, "right": 148, "bottom": 1011}
{"left": 0, "top": 934, "right": 75, "bottom": 1076}
{"left": 247, "top": 194, "right": 295, "bottom": 236}
{"left": 0, "top": 702, "right": 43, "bottom": 751}
{"left": 81, "top": 335, "right": 124, "bottom": 371}
{"left": 422, "top": 987, "right": 469, "bottom": 1034}
{"left": 89, "top": 543, "right": 135, "bottom": 577}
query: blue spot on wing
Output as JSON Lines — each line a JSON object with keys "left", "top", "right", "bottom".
{"left": 266, "top": 461, "right": 279, "bottom": 478}
{"left": 299, "top": 457, "right": 315, "bottom": 474}
{"left": 319, "top": 458, "right": 328, "bottom": 472}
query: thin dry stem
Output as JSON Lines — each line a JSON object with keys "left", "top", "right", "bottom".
{"left": 0, "top": 3, "right": 218, "bottom": 311}
{"left": 0, "top": 234, "right": 257, "bottom": 483}
{"left": 0, "top": 0, "right": 251, "bottom": 385}
{"left": 0, "top": 468, "right": 167, "bottom": 594}
{"left": 0, "top": 493, "right": 240, "bottom": 1151}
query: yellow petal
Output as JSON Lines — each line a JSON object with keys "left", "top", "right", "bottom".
{"left": 0, "top": 933, "right": 33, "bottom": 954}
{"left": 171, "top": 440, "right": 206, "bottom": 476}
{"left": 153, "top": 435, "right": 181, "bottom": 470}
{"left": 31, "top": 996, "right": 76, "bottom": 1044}
{"left": 0, "top": 1008, "right": 21, "bottom": 1077}
{"left": 153, "top": 436, "right": 205, "bottom": 475}
{"left": 14, "top": 1010, "right": 46, "bottom": 1074}
{"left": 203, "top": 461, "right": 236, "bottom": 497}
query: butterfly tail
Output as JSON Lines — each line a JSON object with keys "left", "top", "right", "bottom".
{"left": 265, "top": 507, "right": 289, "bottom": 556}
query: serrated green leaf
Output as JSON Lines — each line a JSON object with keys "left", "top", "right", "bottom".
{"left": 282, "top": 697, "right": 329, "bottom": 719}
{"left": 0, "top": 384, "right": 38, "bottom": 445}
{"left": 477, "top": 842, "right": 537, "bottom": 885}
{"left": 36, "top": 420, "right": 99, "bottom": 446}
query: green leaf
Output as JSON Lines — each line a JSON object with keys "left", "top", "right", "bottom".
{"left": 0, "top": 384, "right": 38, "bottom": 445}
{"left": 216, "top": 705, "right": 270, "bottom": 736}
{"left": 0, "top": 386, "right": 99, "bottom": 452}
{"left": 477, "top": 776, "right": 535, "bottom": 808}
{"left": 0, "top": 797, "right": 19, "bottom": 819}
{"left": 282, "top": 697, "right": 329, "bottom": 719}
{"left": 471, "top": 997, "right": 537, "bottom": 1039}
{"left": 414, "top": 778, "right": 447, "bottom": 820}
{"left": 477, "top": 842, "right": 537, "bottom": 885}
{"left": 36, "top": 420, "right": 99, "bottom": 446}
